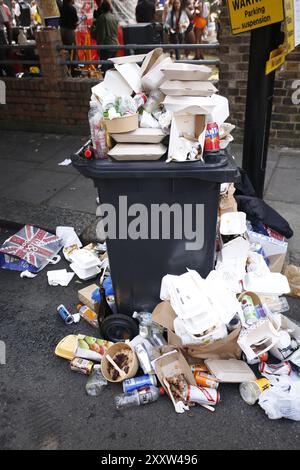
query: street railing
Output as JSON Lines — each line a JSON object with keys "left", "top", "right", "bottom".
{"left": 0, "top": 44, "right": 39, "bottom": 66}
{"left": 57, "top": 43, "right": 220, "bottom": 67}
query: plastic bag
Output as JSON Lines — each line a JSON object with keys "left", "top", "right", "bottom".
{"left": 118, "top": 96, "right": 138, "bottom": 116}
{"left": 140, "top": 110, "right": 160, "bottom": 129}
{"left": 258, "top": 375, "right": 300, "bottom": 421}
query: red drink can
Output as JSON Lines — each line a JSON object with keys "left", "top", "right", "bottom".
{"left": 204, "top": 122, "right": 220, "bottom": 152}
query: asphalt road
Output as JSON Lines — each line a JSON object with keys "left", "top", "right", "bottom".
{"left": 0, "top": 225, "right": 300, "bottom": 451}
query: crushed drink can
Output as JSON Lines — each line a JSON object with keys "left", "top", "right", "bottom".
{"left": 123, "top": 374, "right": 157, "bottom": 393}
{"left": 204, "top": 122, "right": 220, "bottom": 152}
{"left": 57, "top": 304, "right": 74, "bottom": 325}
{"left": 185, "top": 385, "right": 220, "bottom": 406}
{"left": 70, "top": 357, "right": 94, "bottom": 376}
{"left": 194, "top": 371, "right": 219, "bottom": 390}
{"left": 259, "top": 361, "right": 292, "bottom": 376}
{"left": 190, "top": 363, "right": 209, "bottom": 373}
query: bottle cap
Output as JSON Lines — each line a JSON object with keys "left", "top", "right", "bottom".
{"left": 76, "top": 303, "right": 83, "bottom": 311}
{"left": 84, "top": 148, "right": 93, "bottom": 159}
{"left": 93, "top": 364, "right": 101, "bottom": 370}
{"left": 159, "top": 387, "right": 166, "bottom": 396}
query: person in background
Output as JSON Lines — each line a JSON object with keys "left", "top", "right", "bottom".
{"left": 1, "top": 0, "right": 12, "bottom": 24}
{"left": 59, "top": 0, "right": 78, "bottom": 46}
{"left": 14, "top": 0, "right": 31, "bottom": 27}
{"left": 182, "top": 0, "right": 195, "bottom": 58}
{"left": 0, "top": 0, "right": 12, "bottom": 76}
{"left": 135, "top": 0, "right": 156, "bottom": 23}
{"left": 95, "top": 0, "right": 118, "bottom": 72}
{"left": 93, "top": 0, "right": 104, "bottom": 19}
{"left": 162, "top": 0, "right": 172, "bottom": 23}
{"left": 165, "top": 0, "right": 189, "bottom": 59}
{"left": 194, "top": 0, "right": 206, "bottom": 59}
{"left": 30, "top": 0, "right": 41, "bottom": 25}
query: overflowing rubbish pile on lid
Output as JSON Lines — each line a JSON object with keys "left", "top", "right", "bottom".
{"left": 75, "top": 48, "right": 234, "bottom": 164}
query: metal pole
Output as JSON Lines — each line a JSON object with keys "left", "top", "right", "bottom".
{"left": 242, "top": 22, "right": 282, "bottom": 199}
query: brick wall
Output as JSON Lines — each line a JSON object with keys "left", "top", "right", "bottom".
{"left": 0, "top": 77, "right": 95, "bottom": 134}
{"left": 0, "top": 29, "right": 97, "bottom": 134}
{"left": 219, "top": 2, "right": 300, "bottom": 148}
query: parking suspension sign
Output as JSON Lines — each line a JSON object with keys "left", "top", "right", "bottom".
{"left": 228, "top": 0, "right": 285, "bottom": 35}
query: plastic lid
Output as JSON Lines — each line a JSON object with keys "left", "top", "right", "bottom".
{"left": 76, "top": 303, "right": 83, "bottom": 311}
{"left": 84, "top": 149, "right": 93, "bottom": 159}
{"left": 159, "top": 386, "right": 166, "bottom": 396}
{"left": 93, "top": 364, "right": 101, "bottom": 370}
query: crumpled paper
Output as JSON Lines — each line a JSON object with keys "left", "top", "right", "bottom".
{"left": 47, "top": 269, "right": 75, "bottom": 287}
{"left": 284, "top": 264, "right": 300, "bottom": 298}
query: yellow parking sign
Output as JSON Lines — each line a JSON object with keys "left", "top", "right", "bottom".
{"left": 228, "top": 0, "right": 285, "bottom": 35}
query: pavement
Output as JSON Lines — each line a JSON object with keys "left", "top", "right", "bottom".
{"left": 0, "top": 130, "right": 300, "bottom": 451}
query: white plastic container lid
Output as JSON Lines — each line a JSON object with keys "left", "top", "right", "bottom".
{"left": 70, "top": 262, "right": 101, "bottom": 281}
{"left": 69, "top": 249, "right": 101, "bottom": 269}
{"left": 220, "top": 212, "right": 247, "bottom": 236}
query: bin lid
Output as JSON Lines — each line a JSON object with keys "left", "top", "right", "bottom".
{"left": 72, "top": 151, "right": 240, "bottom": 183}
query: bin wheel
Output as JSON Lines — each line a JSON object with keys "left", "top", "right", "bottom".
{"left": 100, "top": 314, "right": 139, "bottom": 343}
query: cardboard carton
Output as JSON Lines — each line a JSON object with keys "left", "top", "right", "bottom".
{"left": 108, "top": 143, "right": 167, "bottom": 161}
{"left": 161, "top": 63, "right": 212, "bottom": 81}
{"left": 204, "top": 358, "right": 256, "bottom": 383}
{"left": 152, "top": 301, "right": 242, "bottom": 360}
{"left": 114, "top": 63, "right": 142, "bottom": 94}
{"left": 152, "top": 347, "right": 197, "bottom": 397}
{"left": 141, "top": 48, "right": 164, "bottom": 76}
{"left": 104, "top": 114, "right": 139, "bottom": 134}
{"left": 163, "top": 94, "right": 229, "bottom": 125}
{"left": 111, "top": 128, "right": 165, "bottom": 144}
{"left": 78, "top": 284, "right": 99, "bottom": 314}
{"left": 92, "top": 70, "right": 132, "bottom": 100}
{"left": 109, "top": 54, "right": 146, "bottom": 65}
{"left": 160, "top": 80, "right": 218, "bottom": 97}
{"left": 168, "top": 114, "right": 206, "bottom": 161}
{"left": 142, "top": 56, "right": 173, "bottom": 92}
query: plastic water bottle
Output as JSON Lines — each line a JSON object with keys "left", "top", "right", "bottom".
{"left": 115, "top": 386, "right": 165, "bottom": 409}
{"left": 85, "top": 365, "right": 107, "bottom": 396}
{"left": 88, "top": 102, "right": 105, "bottom": 160}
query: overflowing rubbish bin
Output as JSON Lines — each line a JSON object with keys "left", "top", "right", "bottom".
{"left": 73, "top": 153, "right": 239, "bottom": 314}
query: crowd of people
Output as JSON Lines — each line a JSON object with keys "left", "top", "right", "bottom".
{"left": 136, "top": 0, "right": 221, "bottom": 59}
{"left": 0, "top": 0, "right": 221, "bottom": 77}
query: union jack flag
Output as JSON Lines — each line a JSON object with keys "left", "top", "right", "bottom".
{"left": 0, "top": 225, "right": 63, "bottom": 270}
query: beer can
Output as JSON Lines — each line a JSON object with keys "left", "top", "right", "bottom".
{"left": 239, "top": 378, "right": 270, "bottom": 405}
{"left": 194, "top": 371, "right": 219, "bottom": 390}
{"left": 123, "top": 374, "right": 157, "bottom": 393}
{"left": 259, "top": 361, "right": 292, "bottom": 376}
{"left": 186, "top": 385, "right": 220, "bottom": 406}
{"left": 242, "top": 352, "right": 268, "bottom": 365}
{"left": 204, "top": 122, "right": 220, "bottom": 152}
{"left": 190, "top": 363, "right": 209, "bottom": 373}
{"left": 57, "top": 304, "right": 74, "bottom": 325}
{"left": 70, "top": 357, "right": 94, "bottom": 376}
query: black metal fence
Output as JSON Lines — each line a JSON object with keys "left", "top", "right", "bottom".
{"left": 57, "top": 43, "right": 220, "bottom": 67}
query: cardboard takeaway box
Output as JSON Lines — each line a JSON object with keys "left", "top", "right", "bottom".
{"left": 160, "top": 80, "right": 218, "bottom": 97}
{"left": 152, "top": 347, "right": 197, "bottom": 396}
{"left": 78, "top": 284, "right": 99, "bottom": 314}
{"left": 161, "top": 63, "right": 212, "bottom": 81}
{"left": 163, "top": 94, "right": 229, "bottom": 126}
{"left": 104, "top": 114, "right": 139, "bottom": 134}
{"left": 168, "top": 114, "right": 206, "bottom": 161}
{"left": 108, "top": 143, "right": 167, "bottom": 161}
{"left": 111, "top": 128, "right": 165, "bottom": 144}
{"left": 152, "top": 301, "right": 242, "bottom": 360}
